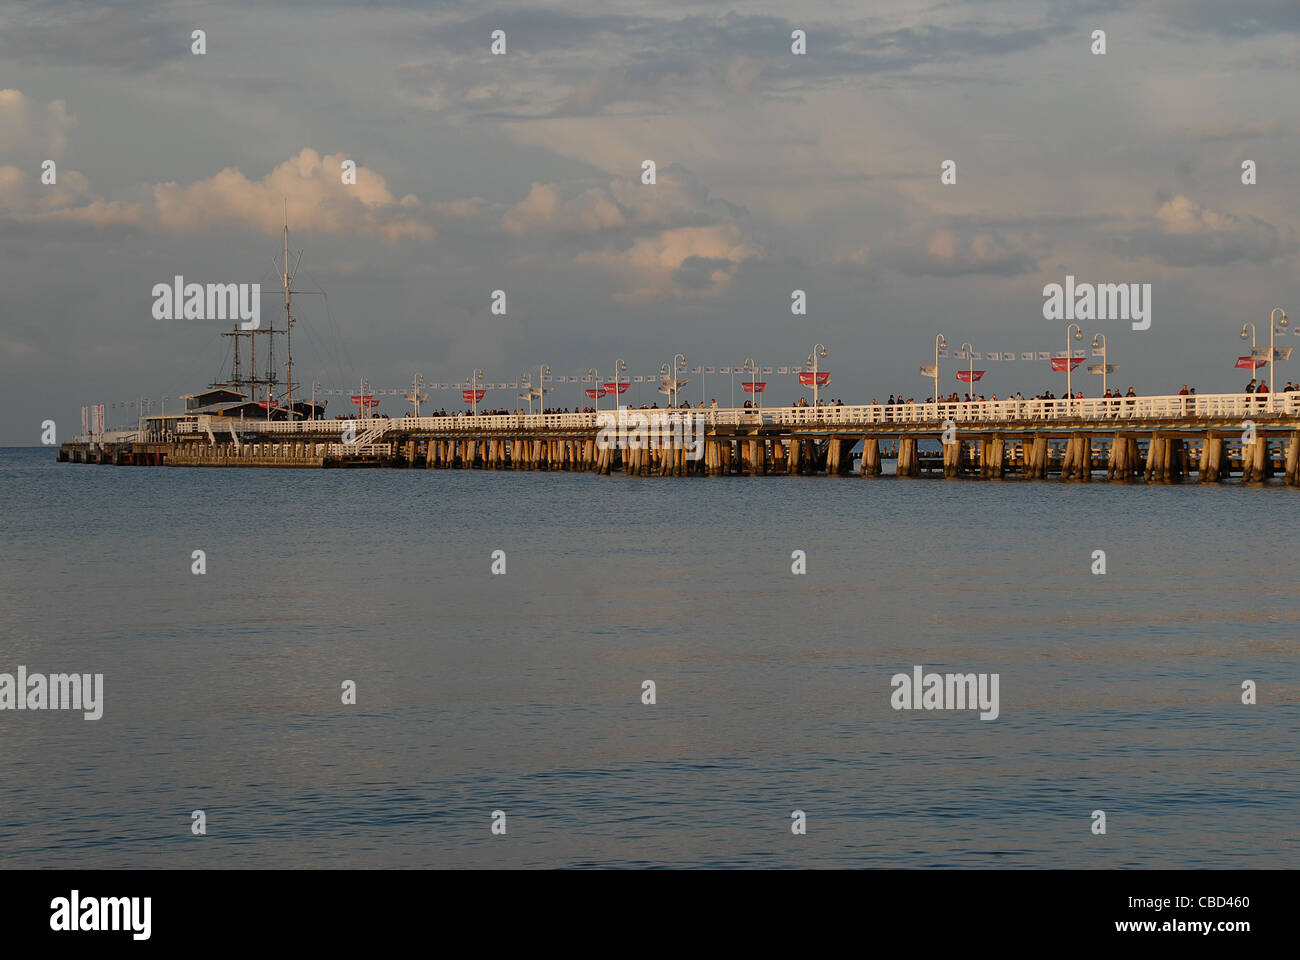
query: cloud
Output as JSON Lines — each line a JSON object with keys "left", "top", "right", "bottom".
{"left": 1156, "top": 0, "right": 1300, "bottom": 39}
{"left": 152, "top": 149, "right": 433, "bottom": 242}
{"left": 1175, "top": 118, "right": 1288, "bottom": 141}
{"left": 883, "top": 229, "right": 1038, "bottom": 277}
{"left": 0, "top": 5, "right": 192, "bottom": 72}
{"left": 395, "top": 11, "right": 1066, "bottom": 121}
{"left": 575, "top": 224, "right": 762, "bottom": 303}
{"left": 1, "top": 145, "right": 433, "bottom": 242}
{"left": 500, "top": 164, "right": 745, "bottom": 240}
{"left": 0, "top": 89, "right": 76, "bottom": 159}
{"left": 1119, "top": 194, "right": 1293, "bottom": 267}
{"left": 502, "top": 182, "right": 624, "bottom": 236}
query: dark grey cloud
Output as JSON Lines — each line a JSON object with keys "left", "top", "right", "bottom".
{"left": 1157, "top": 0, "right": 1300, "bottom": 39}
{"left": 673, "top": 255, "right": 734, "bottom": 289}
{"left": 0, "top": 1, "right": 192, "bottom": 72}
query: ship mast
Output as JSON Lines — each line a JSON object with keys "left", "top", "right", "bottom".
{"left": 276, "top": 198, "right": 303, "bottom": 419}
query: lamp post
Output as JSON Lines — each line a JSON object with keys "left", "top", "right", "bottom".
{"left": 312, "top": 381, "right": 321, "bottom": 421}
{"left": 1241, "top": 321, "right": 1257, "bottom": 399}
{"left": 587, "top": 368, "right": 599, "bottom": 412}
{"left": 672, "top": 354, "right": 686, "bottom": 408}
{"left": 1092, "top": 334, "right": 1107, "bottom": 396}
{"left": 933, "top": 333, "right": 947, "bottom": 402}
{"left": 612, "top": 358, "right": 627, "bottom": 411}
{"left": 538, "top": 364, "right": 550, "bottom": 416}
{"left": 960, "top": 343, "right": 974, "bottom": 399}
{"left": 807, "top": 343, "right": 827, "bottom": 407}
{"left": 1065, "top": 323, "right": 1083, "bottom": 401}
{"left": 1269, "top": 307, "right": 1289, "bottom": 411}
{"left": 470, "top": 369, "right": 483, "bottom": 417}
{"left": 743, "top": 358, "right": 756, "bottom": 412}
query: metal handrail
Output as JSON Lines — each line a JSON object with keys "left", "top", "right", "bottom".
{"left": 168, "top": 391, "right": 1300, "bottom": 437}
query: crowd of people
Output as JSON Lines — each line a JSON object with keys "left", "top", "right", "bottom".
{"left": 365, "top": 379, "right": 1300, "bottom": 419}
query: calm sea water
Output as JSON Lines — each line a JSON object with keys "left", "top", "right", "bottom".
{"left": 0, "top": 446, "right": 1296, "bottom": 868}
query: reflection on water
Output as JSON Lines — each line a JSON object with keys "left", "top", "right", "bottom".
{"left": 0, "top": 448, "right": 1296, "bottom": 867}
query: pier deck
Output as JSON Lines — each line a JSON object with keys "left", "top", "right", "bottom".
{"left": 57, "top": 392, "right": 1300, "bottom": 484}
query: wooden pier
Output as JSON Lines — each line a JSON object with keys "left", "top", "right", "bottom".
{"left": 58, "top": 392, "right": 1300, "bottom": 485}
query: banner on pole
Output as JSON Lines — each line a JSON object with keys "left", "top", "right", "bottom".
{"left": 955, "top": 370, "right": 985, "bottom": 383}
{"left": 1050, "top": 357, "right": 1085, "bottom": 372}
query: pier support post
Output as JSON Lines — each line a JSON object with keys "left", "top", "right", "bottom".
{"left": 1029, "top": 437, "right": 1048, "bottom": 480}
{"left": 1199, "top": 435, "right": 1223, "bottom": 483}
{"left": 1147, "top": 435, "right": 1181, "bottom": 483}
{"left": 861, "top": 438, "right": 881, "bottom": 477}
{"left": 989, "top": 436, "right": 1005, "bottom": 479}
{"left": 897, "top": 437, "right": 920, "bottom": 477}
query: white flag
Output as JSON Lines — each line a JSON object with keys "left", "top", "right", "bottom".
{"left": 1020, "top": 352, "right": 1035, "bottom": 361}
{"left": 1037, "top": 352, "right": 1051, "bottom": 360}
{"left": 919, "top": 364, "right": 938, "bottom": 377}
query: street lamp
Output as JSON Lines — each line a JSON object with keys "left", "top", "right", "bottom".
{"left": 1269, "top": 307, "right": 1289, "bottom": 411}
{"left": 807, "top": 343, "right": 827, "bottom": 407}
{"left": 743, "top": 358, "right": 757, "bottom": 412}
{"left": 672, "top": 354, "right": 686, "bottom": 408}
{"left": 587, "top": 367, "right": 599, "bottom": 412}
{"left": 312, "top": 381, "right": 322, "bottom": 421}
{"left": 537, "top": 364, "right": 550, "bottom": 416}
{"left": 612, "top": 358, "right": 628, "bottom": 411}
{"left": 933, "top": 334, "right": 947, "bottom": 402}
{"left": 1092, "top": 334, "right": 1107, "bottom": 396}
{"left": 1066, "top": 323, "right": 1083, "bottom": 401}
{"left": 960, "top": 343, "right": 975, "bottom": 399}
{"left": 470, "top": 369, "right": 483, "bottom": 417}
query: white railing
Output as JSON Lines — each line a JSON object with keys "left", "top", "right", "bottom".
{"left": 167, "top": 392, "right": 1300, "bottom": 438}
{"left": 326, "top": 442, "right": 392, "bottom": 458}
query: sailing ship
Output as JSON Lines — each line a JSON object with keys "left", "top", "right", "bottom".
{"left": 153, "top": 204, "right": 325, "bottom": 437}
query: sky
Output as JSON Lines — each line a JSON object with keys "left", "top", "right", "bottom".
{"left": 2, "top": 0, "right": 1299, "bottom": 441}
